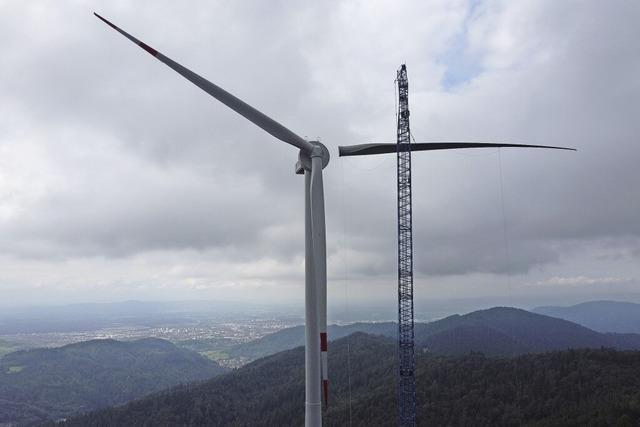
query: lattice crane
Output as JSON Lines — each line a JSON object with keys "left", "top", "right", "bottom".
{"left": 395, "top": 64, "right": 417, "bottom": 426}
{"left": 339, "top": 64, "right": 574, "bottom": 427}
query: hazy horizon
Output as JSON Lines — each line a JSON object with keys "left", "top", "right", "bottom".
{"left": 4, "top": 294, "right": 640, "bottom": 321}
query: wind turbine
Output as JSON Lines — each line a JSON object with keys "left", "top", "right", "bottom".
{"left": 94, "top": 13, "right": 329, "bottom": 427}
{"left": 339, "top": 64, "right": 575, "bottom": 426}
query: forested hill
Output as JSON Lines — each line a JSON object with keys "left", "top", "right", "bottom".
{"left": 0, "top": 338, "right": 227, "bottom": 425}
{"left": 415, "top": 306, "right": 640, "bottom": 355}
{"left": 229, "top": 307, "right": 640, "bottom": 361}
{"left": 533, "top": 300, "right": 640, "bottom": 334}
{"left": 60, "top": 333, "right": 640, "bottom": 426}
{"left": 228, "top": 321, "right": 396, "bottom": 360}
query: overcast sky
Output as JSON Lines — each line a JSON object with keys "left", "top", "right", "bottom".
{"left": 1, "top": 0, "right": 639, "bottom": 310}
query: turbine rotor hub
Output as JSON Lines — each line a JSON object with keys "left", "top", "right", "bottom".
{"left": 295, "top": 141, "right": 330, "bottom": 174}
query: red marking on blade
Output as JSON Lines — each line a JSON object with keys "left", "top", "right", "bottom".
{"left": 94, "top": 13, "right": 119, "bottom": 31}
{"left": 139, "top": 42, "right": 158, "bottom": 56}
{"left": 323, "top": 380, "right": 329, "bottom": 406}
{"left": 320, "top": 333, "right": 327, "bottom": 352}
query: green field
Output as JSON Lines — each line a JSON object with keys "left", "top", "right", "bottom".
{"left": 0, "top": 340, "right": 21, "bottom": 357}
{"left": 200, "top": 350, "right": 229, "bottom": 361}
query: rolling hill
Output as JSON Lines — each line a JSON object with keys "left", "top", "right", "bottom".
{"left": 0, "top": 338, "right": 227, "bottom": 425}
{"left": 228, "top": 322, "right": 396, "bottom": 360}
{"left": 415, "top": 306, "right": 640, "bottom": 355}
{"left": 59, "top": 333, "right": 640, "bottom": 426}
{"left": 228, "top": 307, "right": 640, "bottom": 361}
{"left": 533, "top": 300, "right": 640, "bottom": 334}
{"left": 10, "top": 306, "right": 640, "bottom": 425}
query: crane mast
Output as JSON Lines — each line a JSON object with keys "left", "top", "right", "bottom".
{"left": 337, "top": 63, "right": 573, "bottom": 427}
{"left": 396, "top": 64, "right": 417, "bottom": 426}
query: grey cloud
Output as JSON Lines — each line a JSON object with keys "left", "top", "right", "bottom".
{"left": 1, "top": 1, "right": 639, "bottom": 304}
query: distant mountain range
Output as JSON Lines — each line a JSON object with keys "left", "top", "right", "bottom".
{"left": 60, "top": 333, "right": 640, "bottom": 426}
{"left": 229, "top": 306, "right": 640, "bottom": 362}
{"left": 533, "top": 300, "right": 640, "bottom": 334}
{"left": 0, "top": 338, "right": 227, "bottom": 425}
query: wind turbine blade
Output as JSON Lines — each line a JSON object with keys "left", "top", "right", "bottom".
{"left": 94, "top": 13, "right": 313, "bottom": 153}
{"left": 339, "top": 142, "right": 576, "bottom": 156}
{"left": 309, "top": 156, "right": 328, "bottom": 407}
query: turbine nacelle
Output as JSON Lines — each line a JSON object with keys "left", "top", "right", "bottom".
{"left": 296, "top": 141, "right": 330, "bottom": 174}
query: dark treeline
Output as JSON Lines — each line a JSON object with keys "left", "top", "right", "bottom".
{"left": 58, "top": 333, "right": 640, "bottom": 426}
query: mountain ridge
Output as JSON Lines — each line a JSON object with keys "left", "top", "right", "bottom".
{"left": 229, "top": 306, "right": 640, "bottom": 362}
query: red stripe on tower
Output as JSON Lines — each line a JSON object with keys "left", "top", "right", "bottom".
{"left": 323, "top": 380, "right": 328, "bottom": 407}
{"left": 320, "top": 332, "right": 328, "bottom": 405}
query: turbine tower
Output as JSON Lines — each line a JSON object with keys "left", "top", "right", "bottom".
{"left": 94, "top": 13, "right": 328, "bottom": 427}
{"left": 339, "top": 64, "right": 575, "bottom": 426}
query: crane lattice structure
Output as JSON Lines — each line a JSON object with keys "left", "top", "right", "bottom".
{"left": 339, "top": 65, "right": 573, "bottom": 427}
{"left": 396, "top": 64, "right": 417, "bottom": 427}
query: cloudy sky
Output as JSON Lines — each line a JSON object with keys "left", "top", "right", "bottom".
{"left": 1, "top": 0, "right": 639, "bottom": 310}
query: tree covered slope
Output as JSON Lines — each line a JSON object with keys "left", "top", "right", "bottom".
{"left": 0, "top": 338, "right": 227, "bottom": 425}
{"left": 60, "top": 333, "right": 640, "bottom": 426}
{"left": 229, "top": 307, "right": 640, "bottom": 361}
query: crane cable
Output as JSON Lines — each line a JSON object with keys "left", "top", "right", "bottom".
{"left": 340, "top": 156, "right": 353, "bottom": 427}
{"left": 498, "top": 148, "right": 513, "bottom": 304}
{"left": 338, "top": 76, "right": 398, "bottom": 426}
{"left": 398, "top": 78, "right": 521, "bottom": 417}
{"left": 497, "top": 148, "right": 522, "bottom": 416}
